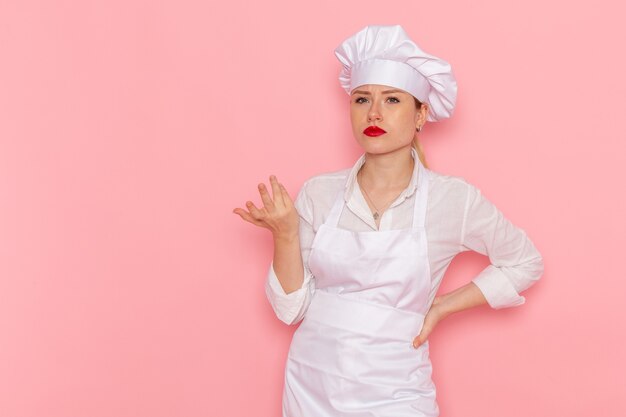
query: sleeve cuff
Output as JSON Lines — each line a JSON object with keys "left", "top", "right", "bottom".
{"left": 264, "top": 261, "right": 314, "bottom": 325}
{"left": 472, "top": 265, "right": 526, "bottom": 309}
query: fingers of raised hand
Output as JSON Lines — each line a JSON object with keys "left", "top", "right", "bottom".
{"left": 257, "top": 181, "right": 275, "bottom": 210}
{"left": 232, "top": 176, "right": 292, "bottom": 228}
{"left": 232, "top": 206, "right": 266, "bottom": 227}
{"left": 278, "top": 182, "right": 294, "bottom": 207}
{"left": 245, "top": 200, "right": 268, "bottom": 221}
{"left": 269, "top": 175, "right": 285, "bottom": 206}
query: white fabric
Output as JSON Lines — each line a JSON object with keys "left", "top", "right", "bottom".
{"left": 265, "top": 147, "right": 544, "bottom": 325}
{"left": 283, "top": 159, "right": 439, "bottom": 416}
{"left": 334, "top": 25, "right": 458, "bottom": 122}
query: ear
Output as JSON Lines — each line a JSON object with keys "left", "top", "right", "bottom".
{"left": 421, "top": 103, "right": 429, "bottom": 122}
{"left": 416, "top": 103, "right": 429, "bottom": 129}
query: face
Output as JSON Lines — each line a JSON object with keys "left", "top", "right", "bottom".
{"left": 349, "top": 84, "right": 428, "bottom": 154}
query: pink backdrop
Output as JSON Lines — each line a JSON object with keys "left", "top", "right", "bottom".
{"left": 1, "top": 1, "right": 624, "bottom": 416}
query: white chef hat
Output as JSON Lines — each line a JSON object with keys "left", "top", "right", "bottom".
{"left": 334, "top": 24, "right": 457, "bottom": 122}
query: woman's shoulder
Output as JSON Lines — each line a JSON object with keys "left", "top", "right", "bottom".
{"left": 426, "top": 167, "right": 476, "bottom": 196}
{"left": 423, "top": 169, "right": 480, "bottom": 218}
{"left": 292, "top": 168, "right": 351, "bottom": 221}
{"left": 292, "top": 167, "right": 351, "bottom": 214}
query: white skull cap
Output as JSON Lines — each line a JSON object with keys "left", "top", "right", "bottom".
{"left": 334, "top": 24, "right": 458, "bottom": 122}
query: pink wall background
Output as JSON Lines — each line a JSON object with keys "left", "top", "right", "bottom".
{"left": 1, "top": 1, "right": 624, "bottom": 416}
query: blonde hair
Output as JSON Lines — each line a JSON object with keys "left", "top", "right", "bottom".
{"left": 412, "top": 96, "right": 429, "bottom": 169}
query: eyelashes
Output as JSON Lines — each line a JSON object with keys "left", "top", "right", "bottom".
{"left": 354, "top": 96, "right": 400, "bottom": 104}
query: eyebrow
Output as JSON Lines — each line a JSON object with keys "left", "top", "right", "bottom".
{"left": 351, "top": 89, "right": 405, "bottom": 95}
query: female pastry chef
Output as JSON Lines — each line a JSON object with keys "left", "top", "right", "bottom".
{"left": 233, "top": 24, "right": 544, "bottom": 417}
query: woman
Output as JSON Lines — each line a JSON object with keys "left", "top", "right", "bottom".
{"left": 233, "top": 24, "right": 544, "bottom": 417}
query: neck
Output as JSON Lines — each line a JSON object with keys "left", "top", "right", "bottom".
{"left": 358, "top": 145, "right": 415, "bottom": 190}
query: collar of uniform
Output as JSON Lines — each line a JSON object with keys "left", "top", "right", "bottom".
{"left": 343, "top": 147, "right": 420, "bottom": 203}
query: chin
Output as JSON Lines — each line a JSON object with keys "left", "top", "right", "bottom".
{"left": 360, "top": 141, "right": 412, "bottom": 154}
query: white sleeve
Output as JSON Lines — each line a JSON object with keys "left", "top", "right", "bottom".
{"left": 460, "top": 182, "right": 544, "bottom": 309}
{"left": 264, "top": 180, "right": 316, "bottom": 325}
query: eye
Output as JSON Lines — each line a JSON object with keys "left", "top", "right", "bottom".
{"left": 353, "top": 96, "right": 400, "bottom": 104}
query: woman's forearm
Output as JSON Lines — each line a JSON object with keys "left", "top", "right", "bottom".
{"left": 436, "top": 281, "right": 489, "bottom": 318}
{"left": 272, "top": 232, "right": 306, "bottom": 294}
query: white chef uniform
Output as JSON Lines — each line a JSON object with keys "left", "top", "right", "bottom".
{"left": 265, "top": 24, "right": 544, "bottom": 417}
{"left": 283, "top": 158, "right": 439, "bottom": 416}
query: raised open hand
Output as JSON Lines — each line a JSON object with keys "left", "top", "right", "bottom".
{"left": 232, "top": 175, "right": 300, "bottom": 240}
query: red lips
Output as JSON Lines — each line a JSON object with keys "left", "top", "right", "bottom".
{"left": 363, "top": 126, "right": 387, "bottom": 137}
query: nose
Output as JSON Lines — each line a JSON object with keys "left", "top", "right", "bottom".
{"left": 367, "top": 99, "right": 382, "bottom": 122}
